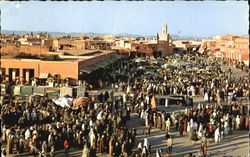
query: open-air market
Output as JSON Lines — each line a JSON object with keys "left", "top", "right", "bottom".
{"left": 1, "top": 1, "right": 249, "bottom": 157}
{"left": 1, "top": 51, "right": 249, "bottom": 157}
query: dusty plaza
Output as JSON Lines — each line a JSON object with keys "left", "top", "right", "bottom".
{"left": 1, "top": 53, "right": 249, "bottom": 157}
{"left": 1, "top": 1, "right": 249, "bottom": 157}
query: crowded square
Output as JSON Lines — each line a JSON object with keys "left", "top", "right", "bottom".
{"left": 1, "top": 1, "right": 249, "bottom": 157}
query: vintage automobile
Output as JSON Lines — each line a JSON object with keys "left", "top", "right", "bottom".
{"left": 158, "top": 94, "right": 187, "bottom": 106}
{"left": 165, "top": 94, "right": 187, "bottom": 106}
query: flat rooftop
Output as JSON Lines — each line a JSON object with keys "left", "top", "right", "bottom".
{"left": 0, "top": 50, "right": 116, "bottom": 62}
{"left": 57, "top": 49, "right": 113, "bottom": 56}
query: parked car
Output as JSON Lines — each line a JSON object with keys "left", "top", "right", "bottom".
{"left": 166, "top": 95, "right": 187, "bottom": 106}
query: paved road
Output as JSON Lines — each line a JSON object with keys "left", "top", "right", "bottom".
{"left": 126, "top": 111, "right": 249, "bottom": 157}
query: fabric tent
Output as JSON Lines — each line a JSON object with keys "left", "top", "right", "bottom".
{"left": 60, "top": 87, "right": 73, "bottom": 97}
{"left": 33, "top": 86, "right": 47, "bottom": 96}
{"left": 72, "top": 97, "right": 89, "bottom": 108}
{"left": 13, "top": 86, "right": 21, "bottom": 96}
{"left": 52, "top": 97, "right": 73, "bottom": 108}
{"left": 20, "top": 86, "right": 33, "bottom": 96}
{"left": 46, "top": 88, "right": 60, "bottom": 98}
{"left": 76, "top": 86, "right": 86, "bottom": 97}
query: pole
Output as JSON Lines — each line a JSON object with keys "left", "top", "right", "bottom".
{"left": 38, "top": 64, "right": 40, "bottom": 77}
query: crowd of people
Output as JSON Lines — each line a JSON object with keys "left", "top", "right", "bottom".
{"left": 125, "top": 54, "right": 249, "bottom": 156}
{"left": 2, "top": 90, "right": 139, "bottom": 157}
{"left": 1, "top": 52, "right": 249, "bottom": 157}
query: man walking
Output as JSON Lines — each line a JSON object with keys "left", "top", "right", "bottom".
{"left": 64, "top": 139, "right": 69, "bottom": 157}
{"left": 167, "top": 135, "right": 173, "bottom": 155}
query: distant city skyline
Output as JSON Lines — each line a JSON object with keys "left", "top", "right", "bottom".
{"left": 1, "top": 1, "right": 249, "bottom": 38}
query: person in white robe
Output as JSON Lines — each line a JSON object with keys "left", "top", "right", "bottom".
{"left": 42, "top": 141, "right": 47, "bottom": 154}
{"left": 173, "top": 87, "right": 177, "bottom": 94}
{"left": 48, "top": 132, "right": 53, "bottom": 146}
{"left": 190, "top": 119, "right": 194, "bottom": 130}
{"left": 140, "top": 110, "right": 145, "bottom": 119}
{"left": 145, "top": 112, "right": 149, "bottom": 127}
{"left": 140, "top": 101, "right": 145, "bottom": 109}
{"left": 56, "top": 122, "right": 61, "bottom": 130}
{"left": 126, "top": 85, "right": 131, "bottom": 94}
{"left": 89, "top": 129, "right": 96, "bottom": 148}
{"left": 2, "top": 126, "right": 6, "bottom": 142}
{"left": 224, "top": 122, "right": 229, "bottom": 135}
{"left": 26, "top": 110, "right": 31, "bottom": 121}
{"left": 31, "top": 109, "right": 37, "bottom": 122}
{"left": 187, "top": 122, "right": 191, "bottom": 132}
{"left": 89, "top": 119, "right": 93, "bottom": 127}
{"left": 146, "top": 96, "right": 150, "bottom": 105}
{"left": 94, "top": 103, "right": 99, "bottom": 110}
{"left": 123, "top": 93, "right": 127, "bottom": 105}
{"left": 142, "top": 146, "right": 148, "bottom": 156}
{"left": 198, "top": 104, "right": 201, "bottom": 110}
{"left": 224, "top": 114, "right": 229, "bottom": 123}
{"left": 82, "top": 123, "right": 85, "bottom": 131}
{"left": 166, "top": 118, "right": 171, "bottom": 132}
{"left": 197, "top": 123, "right": 203, "bottom": 138}
{"left": 204, "top": 92, "right": 209, "bottom": 102}
{"left": 193, "top": 122, "right": 198, "bottom": 131}
{"left": 6, "top": 128, "right": 11, "bottom": 141}
{"left": 212, "top": 110, "right": 217, "bottom": 119}
{"left": 97, "top": 111, "right": 103, "bottom": 120}
{"left": 82, "top": 145, "right": 90, "bottom": 157}
{"left": 236, "top": 115, "right": 240, "bottom": 130}
{"left": 153, "top": 113, "right": 157, "bottom": 127}
{"left": 143, "top": 138, "right": 149, "bottom": 151}
{"left": 232, "top": 116, "right": 236, "bottom": 130}
{"left": 165, "top": 98, "right": 169, "bottom": 108}
{"left": 156, "top": 149, "right": 162, "bottom": 157}
{"left": 25, "top": 128, "right": 31, "bottom": 141}
{"left": 214, "top": 127, "right": 220, "bottom": 143}
{"left": 186, "top": 86, "right": 190, "bottom": 96}
{"left": 171, "top": 112, "right": 176, "bottom": 126}
{"left": 190, "top": 85, "right": 195, "bottom": 96}
{"left": 137, "top": 141, "right": 142, "bottom": 150}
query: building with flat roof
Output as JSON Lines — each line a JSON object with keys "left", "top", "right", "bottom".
{"left": 0, "top": 50, "right": 121, "bottom": 86}
{"left": 200, "top": 35, "right": 249, "bottom": 65}
{"left": 116, "top": 25, "right": 174, "bottom": 58}
{"left": 0, "top": 33, "right": 123, "bottom": 87}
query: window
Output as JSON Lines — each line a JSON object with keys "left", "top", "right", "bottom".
{"left": 9, "top": 68, "right": 20, "bottom": 81}
{"left": 0, "top": 68, "right": 5, "bottom": 75}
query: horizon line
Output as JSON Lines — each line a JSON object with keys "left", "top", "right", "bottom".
{"left": 2, "top": 29, "right": 249, "bottom": 39}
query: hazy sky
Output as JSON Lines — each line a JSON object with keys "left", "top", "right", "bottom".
{"left": 1, "top": 1, "right": 249, "bottom": 37}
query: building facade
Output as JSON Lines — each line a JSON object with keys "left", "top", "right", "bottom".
{"left": 117, "top": 25, "right": 174, "bottom": 58}
{"left": 201, "top": 35, "right": 249, "bottom": 65}
{"left": 0, "top": 50, "right": 119, "bottom": 85}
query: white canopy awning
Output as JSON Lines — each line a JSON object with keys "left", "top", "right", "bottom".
{"left": 52, "top": 97, "right": 73, "bottom": 108}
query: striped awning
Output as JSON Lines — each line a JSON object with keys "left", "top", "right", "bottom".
{"left": 80, "top": 65, "right": 99, "bottom": 74}
{"left": 79, "top": 55, "right": 122, "bottom": 74}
